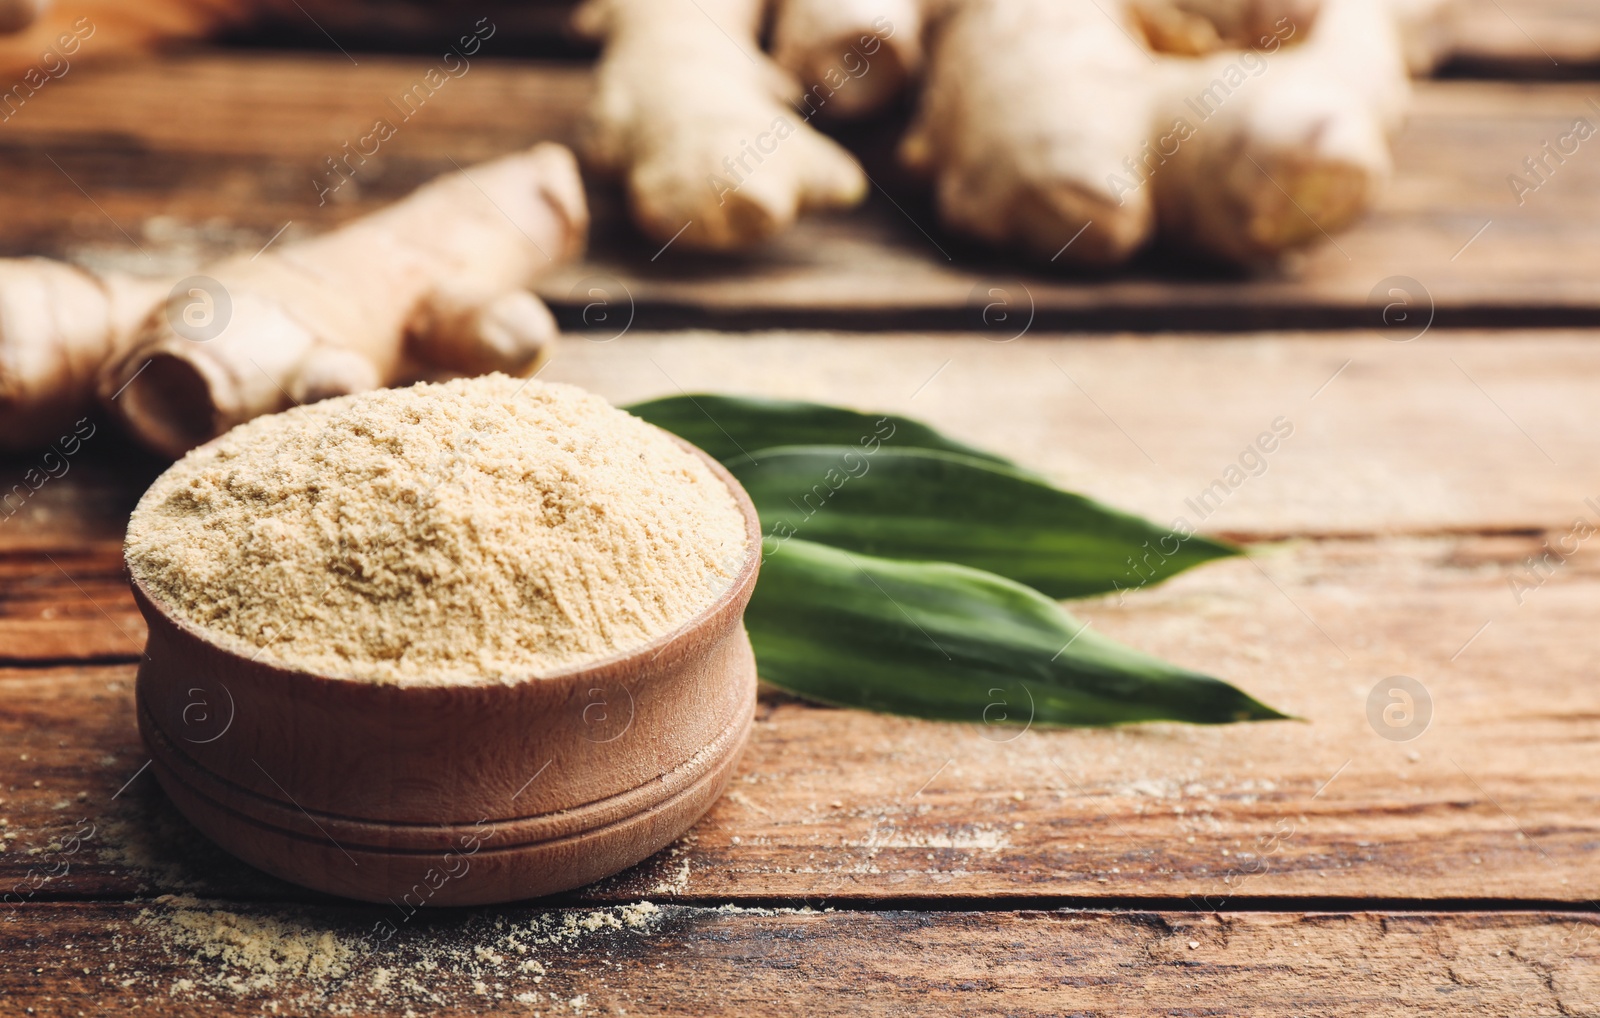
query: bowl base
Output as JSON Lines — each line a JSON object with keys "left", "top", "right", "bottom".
{"left": 139, "top": 667, "right": 756, "bottom": 905}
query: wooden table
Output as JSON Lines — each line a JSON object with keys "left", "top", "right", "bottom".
{"left": 3, "top": 17, "right": 1599, "bottom": 1016}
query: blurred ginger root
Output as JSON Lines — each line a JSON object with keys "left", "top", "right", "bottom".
{"left": 584, "top": 0, "right": 1457, "bottom": 264}
{"left": 902, "top": 0, "right": 1453, "bottom": 265}
{"left": 572, "top": 0, "right": 868, "bottom": 250}
{"left": 1145, "top": 0, "right": 1419, "bottom": 262}
{"left": 0, "top": 145, "right": 586, "bottom": 456}
{"left": 95, "top": 144, "right": 586, "bottom": 458}
{"left": 0, "top": 261, "right": 168, "bottom": 450}
{"left": 0, "top": 0, "right": 1462, "bottom": 277}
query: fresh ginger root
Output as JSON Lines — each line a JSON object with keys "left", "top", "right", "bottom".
{"left": 90, "top": 143, "right": 585, "bottom": 459}
{"left": 0, "top": 0, "right": 1461, "bottom": 277}
{"left": 581, "top": 0, "right": 1446, "bottom": 264}
{"left": 770, "top": 0, "right": 923, "bottom": 120}
{"left": 0, "top": 16, "right": 586, "bottom": 456}
{"left": 0, "top": 260, "right": 168, "bottom": 450}
{"left": 573, "top": 0, "right": 866, "bottom": 250}
{"left": 902, "top": 0, "right": 1166, "bottom": 265}
{"left": 897, "top": 0, "right": 1441, "bottom": 265}
{"left": 1149, "top": 0, "right": 1413, "bottom": 262}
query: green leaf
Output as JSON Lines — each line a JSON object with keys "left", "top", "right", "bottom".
{"left": 747, "top": 539, "right": 1287, "bottom": 727}
{"left": 727, "top": 445, "right": 1238, "bottom": 599}
{"left": 624, "top": 394, "right": 1010, "bottom": 467}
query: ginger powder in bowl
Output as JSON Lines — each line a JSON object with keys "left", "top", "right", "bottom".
{"left": 126, "top": 375, "right": 762, "bottom": 904}
{"left": 127, "top": 374, "right": 749, "bottom": 682}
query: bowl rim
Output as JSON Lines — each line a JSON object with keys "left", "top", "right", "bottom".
{"left": 127, "top": 426, "right": 763, "bottom": 690}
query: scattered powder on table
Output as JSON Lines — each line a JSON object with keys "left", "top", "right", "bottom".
{"left": 124, "top": 375, "right": 748, "bottom": 684}
{"left": 123, "top": 896, "right": 673, "bottom": 1010}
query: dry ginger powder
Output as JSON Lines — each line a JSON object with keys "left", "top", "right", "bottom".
{"left": 125, "top": 375, "right": 749, "bottom": 684}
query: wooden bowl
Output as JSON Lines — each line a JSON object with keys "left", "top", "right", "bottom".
{"left": 130, "top": 443, "right": 761, "bottom": 905}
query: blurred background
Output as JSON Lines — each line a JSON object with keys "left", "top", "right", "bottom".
{"left": 0, "top": 0, "right": 1595, "bottom": 336}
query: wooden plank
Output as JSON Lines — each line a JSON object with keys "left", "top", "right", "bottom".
{"left": 0, "top": 901, "right": 1596, "bottom": 1016}
{"left": 0, "top": 422, "right": 165, "bottom": 551}
{"left": 544, "top": 330, "right": 1600, "bottom": 537}
{"left": 0, "top": 547, "right": 145, "bottom": 662}
{"left": 0, "top": 56, "right": 1596, "bottom": 329}
{"left": 0, "top": 431, "right": 158, "bottom": 661}
{"left": 242, "top": 1, "right": 584, "bottom": 57}
{"left": 4, "top": 535, "right": 1598, "bottom": 903}
{"left": 3, "top": 331, "right": 1598, "bottom": 554}
{"left": 0, "top": 55, "right": 589, "bottom": 259}
{"left": 1449, "top": 0, "right": 1600, "bottom": 75}
{"left": 249, "top": 0, "right": 1600, "bottom": 74}
{"left": 2, "top": 328, "right": 1597, "bottom": 659}
{"left": 539, "top": 80, "right": 1600, "bottom": 330}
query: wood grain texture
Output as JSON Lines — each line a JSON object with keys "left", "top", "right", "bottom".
{"left": 4, "top": 535, "right": 1598, "bottom": 904}
{"left": 545, "top": 330, "right": 1600, "bottom": 537}
{"left": 1449, "top": 0, "right": 1600, "bottom": 73}
{"left": 0, "top": 429, "right": 163, "bottom": 551}
{"left": 3, "top": 330, "right": 1592, "bottom": 909}
{"left": 0, "top": 55, "right": 589, "bottom": 258}
{"left": 0, "top": 547, "right": 146, "bottom": 661}
{"left": 1, "top": 901, "right": 1597, "bottom": 1016}
{"left": 538, "top": 79, "right": 1600, "bottom": 331}
{"left": 0, "top": 56, "right": 1596, "bottom": 329}
{"left": 3, "top": 331, "right": 1597, "bottom": 553}
{"left": 0, "top": 21, "right": 1593, "bottom": 1012}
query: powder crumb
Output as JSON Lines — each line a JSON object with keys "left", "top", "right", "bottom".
{"left": 137, "top": 896, "right": 355, "bottom": 991}
{"left": 572, "top": 911, "right": 623, "bottom": 934}
{"left": 121, "top": 897, "right": 670, "bottom": 1013}
{"left": 91, "top": 808, "right": 224, "bottom": 894}
{"left": 125, "top": 375, "right": 749, "bottom": 684}
{"left": 648, "top": 858, "right": 692, "bottom": 896}
{"left": 710, "top": 903, "right": 821, "bottom": 916}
